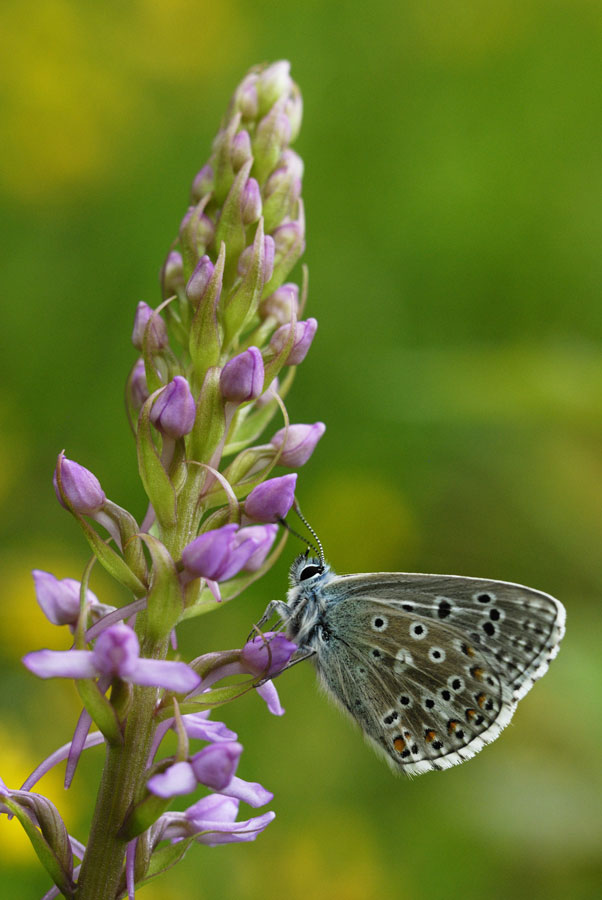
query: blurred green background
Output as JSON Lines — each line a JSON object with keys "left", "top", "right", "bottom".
{"left": 1, "top": 1, "right": 601, "bottom": 898}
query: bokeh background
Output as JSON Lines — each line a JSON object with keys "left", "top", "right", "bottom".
{"left": 1, "top": 1, "right": 601, "bottom": 898}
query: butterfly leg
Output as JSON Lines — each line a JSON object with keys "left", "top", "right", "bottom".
{"left": 247, "top": 600, "right": 291, "bottom": 641}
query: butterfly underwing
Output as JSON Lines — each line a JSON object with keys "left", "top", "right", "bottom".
{"left": 263, "top": 556, "right": 566, "bottom": 775}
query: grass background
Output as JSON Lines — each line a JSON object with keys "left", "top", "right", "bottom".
{"left": 0, "top": 1, "right": 600, "bottom": 898}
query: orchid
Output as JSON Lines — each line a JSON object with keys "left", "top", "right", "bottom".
{"left": 6, "top": 61, "right": 323, "bottom": 899}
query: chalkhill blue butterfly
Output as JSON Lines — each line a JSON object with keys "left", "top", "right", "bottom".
{"left": 260, "top": 518, "right": 565, "bottom": 775}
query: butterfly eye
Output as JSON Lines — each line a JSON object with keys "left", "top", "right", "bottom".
{"left": 299, "top": 564, "right": 323, "bottom": 581}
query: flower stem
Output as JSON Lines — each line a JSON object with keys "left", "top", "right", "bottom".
{"left": 75, "top": 635, "right": 167, "bottom": 899}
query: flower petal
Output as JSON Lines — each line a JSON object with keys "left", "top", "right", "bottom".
{"left": 219, "top": 775, "right": 274, "bottom": 808}
{"left": 148, "top": 762, "right": 197, "bottom": 798}
{"left": 23, "top": 649, "right": 97, "bottom": 680}
{"left": 255, "top": 680, "right": 285, "bottom": 715}
{"left": 132, "top": 659, "right": 201, "bottom": 693}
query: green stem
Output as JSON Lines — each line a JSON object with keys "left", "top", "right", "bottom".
{"left": 75, "top": 634, "right": 167, "bottom": 900}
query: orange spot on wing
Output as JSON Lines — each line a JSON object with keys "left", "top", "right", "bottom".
{"left": 424, "top": 729, "right": 436, "bottom": 743}
{"left": 447, "top": 720, "right": 460, "bottom": 733}
{"left": 476, "top": 693, "right": 487, "bottom": 708}
{"left": 471, "top": 666, "right": 484, "bottom": 680}
{"left": 393, "top": 736, "right": 406, "bottom": 753}
{"left": 466, "top": 708, "right": 477, "bottom": 720}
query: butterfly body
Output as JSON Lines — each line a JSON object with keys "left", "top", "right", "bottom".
{"left": 273, "top": 556, "right": 565, "bottom": 775}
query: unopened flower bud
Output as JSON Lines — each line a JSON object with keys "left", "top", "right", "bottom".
{"left": 278, "top": 148, "right": 304, "bottom": 181}
{"left": 32, "top": 570, "right": 98, "bottom": 627}
{"left": 179, "top": 206, "right": 215, "bottom": 259}
{"left": 240, "top": 178, "right": 262, "bottom": 225}
{"left": 269, "top": 317, "right": 317, "bottom": 365}
{"left": 271, "top": 422, "right": 326, "bottom": 467}
{"left": 284, "top": 86, "right": 303, "bottom": 143}
{"left": 186, "top": 255, "right": 215, "bottom": 305}
{"left": 191, "top": 164, "right": 214, "bottom": 202}
{"left": 160, "top": 251, "right": 185, "bottom": 300}
{"left": 150, "top": 376, "right": 196, "bottom": 439}
{"left": 237, "top": 235, "right": 275, "bottom": 282}
{"left": 128, "top": 359, "right": 150, "bottom": 411}
{"left": 259, "top": 283, "right": 299, "bottom": 325}
{"left": 273, "top": 220, "right": 305, "bottom": 256}
{"left": 132, "top": 302, "right": 169, "bottom": 351}
{"left": 54, "top": 453, "right": 106, "bottom": 514}
{"left": 236, "top": 74, "right": 259, "bottom": 119}
{"left": 244, "top": 474, "right": 297, "bottom": 523}
{"left": 257, "top": 61, "right": 292, "bottom": 113}
{"left": 231, "top": 130, "right": 252, "bottom": 172}
{"left": 220, "top": 347, "right": 264, "bottom": 403}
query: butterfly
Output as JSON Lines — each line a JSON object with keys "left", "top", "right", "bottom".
{"left": 261, "top": 554, "right": 566, "bottom": 775}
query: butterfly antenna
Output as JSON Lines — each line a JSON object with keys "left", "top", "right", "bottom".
{"left": 277, "top": 517, "right": 318, "bottom": 558}
{"left": 293, "top": 501, "right": 325, "bottom": 567}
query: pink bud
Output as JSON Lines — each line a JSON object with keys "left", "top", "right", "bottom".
{"left": 269, "top": 317, "right": 317, "bottom": 365}
{"left": 241, "top": 178, "right": 262, "bottom": 225}
{"left": 220, "top": 347, "right": 264, "bottom": 403}
{"left": 244, "top": 474, "right": 297, "bottom": 523}
{"left": 150, "top": 376, "right": 196, "bottom": 439}
{"left": 259, "top": 283, "right": 299, "bottom": 325}
{"left": 186, "top": 256, "right": 215, "bottom": 305}
{"left": 271, "top": 422, "right": 326, "bottom": 467}
{"left": 132, "top": 302, "right": 169, "bottom": 351}
{"left": 53, "top": 453, "right": 106, "bottom": 514}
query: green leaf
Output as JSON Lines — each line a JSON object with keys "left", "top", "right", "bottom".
{"left": 2, "top": 796, "right": 75, "bottom": 898}
{"left": 76, "top": 516, "right": 147, "bottom": 597}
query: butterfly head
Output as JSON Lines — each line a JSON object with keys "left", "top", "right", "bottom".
{"left": 289, "top": 554, "right": 331, "bottom": 587}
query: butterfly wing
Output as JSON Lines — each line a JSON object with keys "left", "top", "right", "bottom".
{"left": 313, "top": 573, "right": 565, "bottom": 775}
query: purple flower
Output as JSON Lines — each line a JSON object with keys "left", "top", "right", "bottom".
{"left": 186, "top": 255, "right": 215, "bottom": 305}
{"left": 242, "top": 633, "right": 297, "bottom": 677}
{"left": 180, "top": 712, "right": 237, "bottom": 743}
{"left": 150, "top": 376, "right": 196, "bottom": 439}
{"left": 53, "top": 452, "right": 106, "bottom": 514}
{"left": 148, "top": 743, "right": 272, "bottom": 808}
{"left": 269, "top": 317, "right": 317, "bottom": 365}
{"left": 23, "top": 623, "right": 200, "bottom": 694}
{"left": 241, "top": 178, "right": 262, "bottom": 225}
{"left": 271, "top": 422, "right": 326, "bottom": 467}
{"left": 181, "top": 524, "right": 256, "bottom": 582}
{"left": 190, "top": 742, "right": 243, "bottom": 790}
{"left": 32, "top": 570, "right": 99, "bottom": 627}
{"left": 220, "top": 348, "right": 264, "bottom": 403}
{"left": 235, "top": 524, "right": 278, "bottom": 572}
{"left": 259, "top": 283, "right": 299, "bottom": 325}
{"left": 161, "top": 794, "right": 275, "bottom": 846}
{"left": 131, "top": 302, "right": 169, "bottom": 351}
{"left": 244, "top": 474, "right": 297, "bottom": 523}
